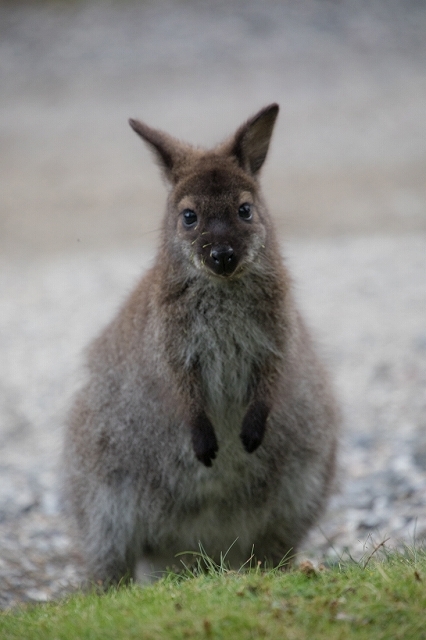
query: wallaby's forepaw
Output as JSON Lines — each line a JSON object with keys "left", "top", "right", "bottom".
{"left": 191, "top": 413, "right": 219, "bottom": 467}
{"left": 240, "top": 400, "right": 269, "bottom": 453}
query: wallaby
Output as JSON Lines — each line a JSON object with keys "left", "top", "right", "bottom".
{"left": 62, "top": 104, "right": 339, "bottom": 585}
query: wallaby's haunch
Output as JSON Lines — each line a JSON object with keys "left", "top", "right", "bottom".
{"left": 62, "top": 104, "right": 339, "bottom": 584}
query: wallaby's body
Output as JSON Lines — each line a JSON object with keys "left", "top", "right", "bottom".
{"left": 62, "top": 105, "right": 339, "bottom": 584}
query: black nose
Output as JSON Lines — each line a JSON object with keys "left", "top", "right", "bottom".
{"left": 210, "top": 244, "right": 237, "bottom": 275}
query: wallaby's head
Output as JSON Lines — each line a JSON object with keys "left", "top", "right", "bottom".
{"left": 129, "top": 104, "right": 279, "bottom": 279}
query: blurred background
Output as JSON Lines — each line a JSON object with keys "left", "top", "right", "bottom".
{"left": 1, "top": 0, "right": 426, "bottom": 259}
{"left": 1, "top": 0, "right": 426, "bottom": 604}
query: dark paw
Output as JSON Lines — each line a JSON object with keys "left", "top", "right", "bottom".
{"left": 191, "top": 413, "right": 219, "bottom": 467}
{"left": 240, "top": 400, "right": 269, "bottom": 454}
{"left": 240, "top": 429, "right": 263, "bottom": 454}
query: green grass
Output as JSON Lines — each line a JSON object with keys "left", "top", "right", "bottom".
{"left": 1, "top": 549, "right": 426, "bottom": 640}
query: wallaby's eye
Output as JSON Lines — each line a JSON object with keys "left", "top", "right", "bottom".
{"left": 182, "top": 209, "right": 198, "bottom": 228}
{"left": 238, "top": 203, "right": 252, "bottom": 221}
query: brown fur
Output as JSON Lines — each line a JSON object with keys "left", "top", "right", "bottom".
{"left": 62, "top": 104, "right": 339, "bottom": 584}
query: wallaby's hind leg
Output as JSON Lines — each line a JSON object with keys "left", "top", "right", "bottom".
{"left": 72, "top": 483, "right": 139, "bottom": 587}
{"left": 89, "top": 549, "right": 136, "bottom": 588}
{"left": 251, "top": 537, "right": 297, "bottom": 570}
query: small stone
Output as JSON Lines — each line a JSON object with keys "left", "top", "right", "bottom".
{"left": 335, "top": 612, "right": 357, "bottom": 622}
{"left": 25, "top": 588, "right": 50, "bottom": 602}
{"left": 41, "top": 491, "right": 59, "bottom": 516}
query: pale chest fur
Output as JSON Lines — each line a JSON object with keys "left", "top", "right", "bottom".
{"left": 175, "top": 277, "right": 281, "bottom": 429}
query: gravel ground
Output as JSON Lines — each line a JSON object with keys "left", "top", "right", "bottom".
{"left": 1, "top": 0, "right": 426, "bottom": 609}
{"left": 1, "top": 236, "right": 425, "bottom": 608}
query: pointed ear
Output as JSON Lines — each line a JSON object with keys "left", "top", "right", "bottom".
{"left": 129, "top": 118, "right": 190, "bottom": 184}
{"left": 226, "top": 104, "right": 279, "bottom": 176}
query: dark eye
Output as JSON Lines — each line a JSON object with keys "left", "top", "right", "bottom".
{"left": 182, "top": 209, "right": 197, "bottom": 228}
{"left": 238, "top": 203, "right": 252, "bottom": 221}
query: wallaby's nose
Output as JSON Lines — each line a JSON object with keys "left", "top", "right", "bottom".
{"left": 209, "top": 244, "right": 237, "bottom": 276}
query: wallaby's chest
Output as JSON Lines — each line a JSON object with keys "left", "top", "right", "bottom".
{"left": 178, "top": 281, "right": 276, "bottom": 417}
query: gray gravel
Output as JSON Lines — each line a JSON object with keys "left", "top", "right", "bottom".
{"left": 1, "top": 0, "right": 426, "bottom": 610}
{"left": 1, "top": 236, "right": 426, "bottom": 608}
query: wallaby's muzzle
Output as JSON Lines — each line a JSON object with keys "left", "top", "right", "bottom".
{"left": 208, "top": 243, "right": 237, "bottom": 276}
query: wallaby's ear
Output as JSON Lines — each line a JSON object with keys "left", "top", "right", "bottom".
{"left": 226, "top": 104, "right": 279, "bottom": 176}
{"left": 129, "top": 118, "right": 191, "bottom": 184}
